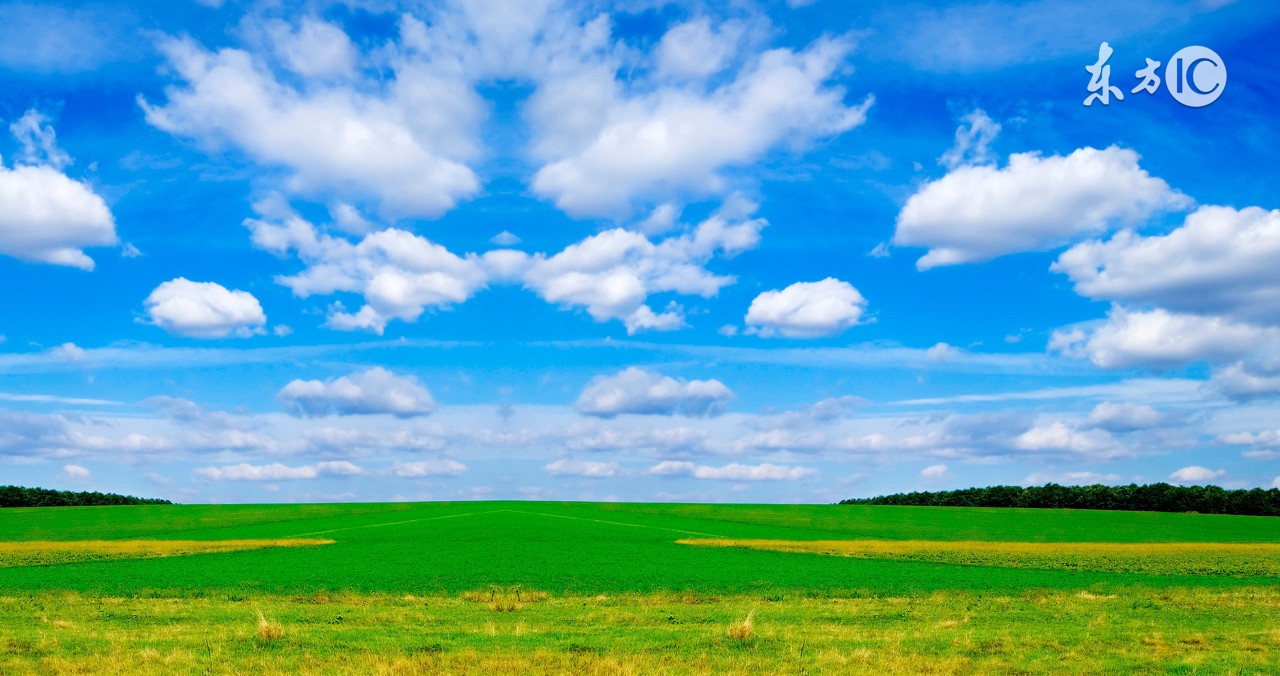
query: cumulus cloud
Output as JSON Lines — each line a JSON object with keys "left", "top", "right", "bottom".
{"left": 575, "top": 367, "right": 734, "bottom": 418}
{"left": 938, "top": 109, "right": 1000, "bottom": 169}
{"left": 529, "top": 34, "right": 870, "bottom": 215}
{"left": 246, "top": 199, "right": 489, "bottom": 334}
{"left": 523, "top": 199, "right": 766, "bottom": 333}
{"left": 267, "top": 16, "right": 357, "bottom": 80}
{"left": 141, "top": 29, "right": 481, "bottom": 218}
{"left": 143, "top": 278, "right": 267, "bottom": 338}
{"left": 1048, "top": 206, "right": 1280, "bottom": 372}
{"left": 894, "top": 146, "right": 1187, "bottom": 269}
{"left": 1014, "top": 422, "right": 1124, "bottom": 458}
{"left": 1053, "top": 206, "right": 1280, "bottom": 326}
{"left": 1217, "top": 429, "right": 1280, "bottom": 459}
{"left": 391, "top": 459, "right": 466, "bottom": 477}
{"left": 1086, "top": 402, "right": 1165, "bottom": 432}
{"left": 0, "top": 110, "right": 117, "bottom": 270}
{"left": 544, "top": 459, "right": 619, "bottom": 478}
{"left": 745, "top": 278, "right": 866, "bottom": 338}
{"left": 654, "top": 17, "right": 742, "bottom": 79}
{"left": 920, "top": 463, "right": 948, "bottom": 478}
{"left": 61, "top": 464, "right": 90, "bottom": 479}
{"left": 1049, "top": 307, "right": 1277, "bottom": 370}
{"left": 648, "top": 460, "right": 816, "bottom": 481}
{"left": 249, "top": 196, "right": 765, "bottom": 334}
{"left": 49, "top": 343, "right": 86, "bottom": 363}
{"left": 195, "top": 460, "right": 363, "bottom": 481}
{"left": 1211, "top": 362, "right": 1280, "bottom": 401}
{"left": 277, "top": 367, "right": 437, "bottom": 418}
{"left": 1169, "top": 466, "right": 1225, "bottom": 484}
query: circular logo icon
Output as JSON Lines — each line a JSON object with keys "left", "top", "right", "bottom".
{"left": 1165, "top": 46, "right": 1226, "bottom": 108}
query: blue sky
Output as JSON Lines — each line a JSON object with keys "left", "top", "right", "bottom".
{"left": 1, "top": 0, "right": 1278, "bottom": 504}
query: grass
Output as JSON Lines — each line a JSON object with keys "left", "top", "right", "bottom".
{"left": 679, "top": 538, "right": 1280, "bottom": 577}
{"left": 1, "top": 500, "right": 1279, "bottom": 673}
{"left": 2, "top": 587, "right": 1278, "bottom": 674}
{"left": 0, "top": 539, "right": 333, "bottom": 568}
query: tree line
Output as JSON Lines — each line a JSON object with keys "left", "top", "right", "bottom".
{"left": 840, "top": 483, "right": 1280, "bottom": 517}
{"left": 0, "top": 485, "right": 172, "bottom": 508}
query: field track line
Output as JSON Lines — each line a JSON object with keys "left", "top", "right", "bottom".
{"left": 507, "top": 509, "right": 725, "bottom": 538}
{"left": 289, "top": 510, "right": 508, "bottom": 537}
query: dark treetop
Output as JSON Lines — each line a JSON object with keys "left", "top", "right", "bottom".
{"left": 841, "top": 483, "right": 1280, "bottom": 517}
{"left": 0, "top": 485, "right": 172, "bottom": 508}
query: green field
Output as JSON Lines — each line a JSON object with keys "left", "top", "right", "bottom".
{"left": 2, "top": 501, "right": 1280, "bottom": 673}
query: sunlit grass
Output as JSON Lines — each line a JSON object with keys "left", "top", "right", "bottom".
{"left": 0, "top": 539, "right": 334, "bottom": 568}
{"left": 678, "top": 538, "right": 1280, "bottom": 576}
{"left": 1, "top": 587, "right": 1278, "bottom": 674}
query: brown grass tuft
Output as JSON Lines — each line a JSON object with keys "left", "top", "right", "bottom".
{"left": 462, "top": 586, "right": 548, "bottom": 612}
{"left": 256, "top": 609, "right": 284, "bottom": 640}
{"left": 728, "top": 609, "right": 755, "bottom": 640}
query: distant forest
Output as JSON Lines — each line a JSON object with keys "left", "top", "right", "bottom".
{"left": 841, "top": 483, "right": 1280, "bottom": 517}
{"left": 0, "top": 486, "right": 172, "bottom": 508}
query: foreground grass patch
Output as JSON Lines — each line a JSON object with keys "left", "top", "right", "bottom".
{"left": 0, "top": 539, "right": 334, "bottom": 568}
{"left": 678, "top": 538, "right": 1280, "bottom": 577}
{"left": 1, "top": 587, "right": 1278, "bottom": 674}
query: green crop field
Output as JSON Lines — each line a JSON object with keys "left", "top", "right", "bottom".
{"left": 2, "top": 501, "right": 1279, "bottom": 674}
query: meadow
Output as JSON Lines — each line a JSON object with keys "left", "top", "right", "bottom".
{"left": 1, "top": 500, "right": 1279, "bottom": 673}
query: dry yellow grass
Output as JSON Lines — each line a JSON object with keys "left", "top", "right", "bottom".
{"left": 677, "top": 538, "right": 1280, "bottom": 576}
{"left": 727, "top": 608, "right": 755, "bottom": 640}
{"left": 4, "top": 588, "right": 1279, "bottom": 674}
{"left": 462, "top": 586, "right": 550, "bottom": 612}
{"left": 0, "top": 539, "right": 334, "bottom": 568}
{"left": 255, "top": 609, "right": 284, "bottom": 640}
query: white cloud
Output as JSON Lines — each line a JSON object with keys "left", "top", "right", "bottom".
{"left": 925, "top": 342, "right": 961, "bottom": 362}
{"left": 0, "top": 110, "right": 116, "bottom": 270}
{"left": 575, "top": 367, "right": 734, "bottom": 418}
{"left": 143, "top": 278, "right": 267, "bottom": 338}
{"left": 392, "top": 459, "right": 466, "bottom": 477}
{"left": 490, "top": 231, "right": 521, "bottom": 246}
{"left": 11, "top": 109, "right": 71, "bottom": 169}
{"left": 141, "top": 29, "right": 481, "bottom": 218}
{"left": 895, "top": 146, "right": 1187, "bottom": 269}
{"left": 277, "top": 367, "right": 437, "bottom": 418}
{"left": 194, "top": 461, "right": 363, "bottom": 481}
{"left": 1211, "top": 362, "right": 1280, "bottom": 401}
{"left": 1169, "top": 466, "right": 1225, "bottom": 484}
{"left": 938, "top": 109, "right": 1000, "bottom": 169}
{"left": 529, "top": 34, "right": 870, "bottom": 215}
{"left": 523, "top": 201, "right": 766, "bottom": 333}
{"left": 654, "top": 17, "right": 741, "bottom": 79}
{"left": 1053, "top": 206, "right": 1280, "bottom": 326}
{"left": 248, "top": 196, "right": 766, "bottom": 335}
{"left": 61, "top": 463, "right": 90, "bottom": 479}
{"left": 246, "top": 200, "right": 488, "bottom": 334}
{"left": 1015, "top": 422, "right": 1123, "bottom": 457}
{"left": 920, "top": 463, "right": 948, "bottom": 478}
{"left": 267, "top": 16, "right": 356, "bottom": 79}
{"left": 648, "top": 460, "right": 816, "bottom": 481}
{"left": 544, "top": 459, "right": 619, "bottom": 478}
{"left": 1049, "top": 307, "right": 1276, "bottom": 370}
{"left": 1087, "top": 402, "right": 1164, "bottom": 432}
{"left": 49, "top": 343, "right": 86, "bottom": 363}
{"left": 745, "top": 278, "right": 866, "bottom": 338}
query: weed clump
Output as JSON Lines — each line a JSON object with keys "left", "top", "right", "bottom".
{"left": 727, "top": 609, "right": 755, "bottom": 640}
{"left": 256, "top": 609, "right": 284, "bottom": 640}
{"left": 462, "top": 586, "right": 548, "bottom": 612}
